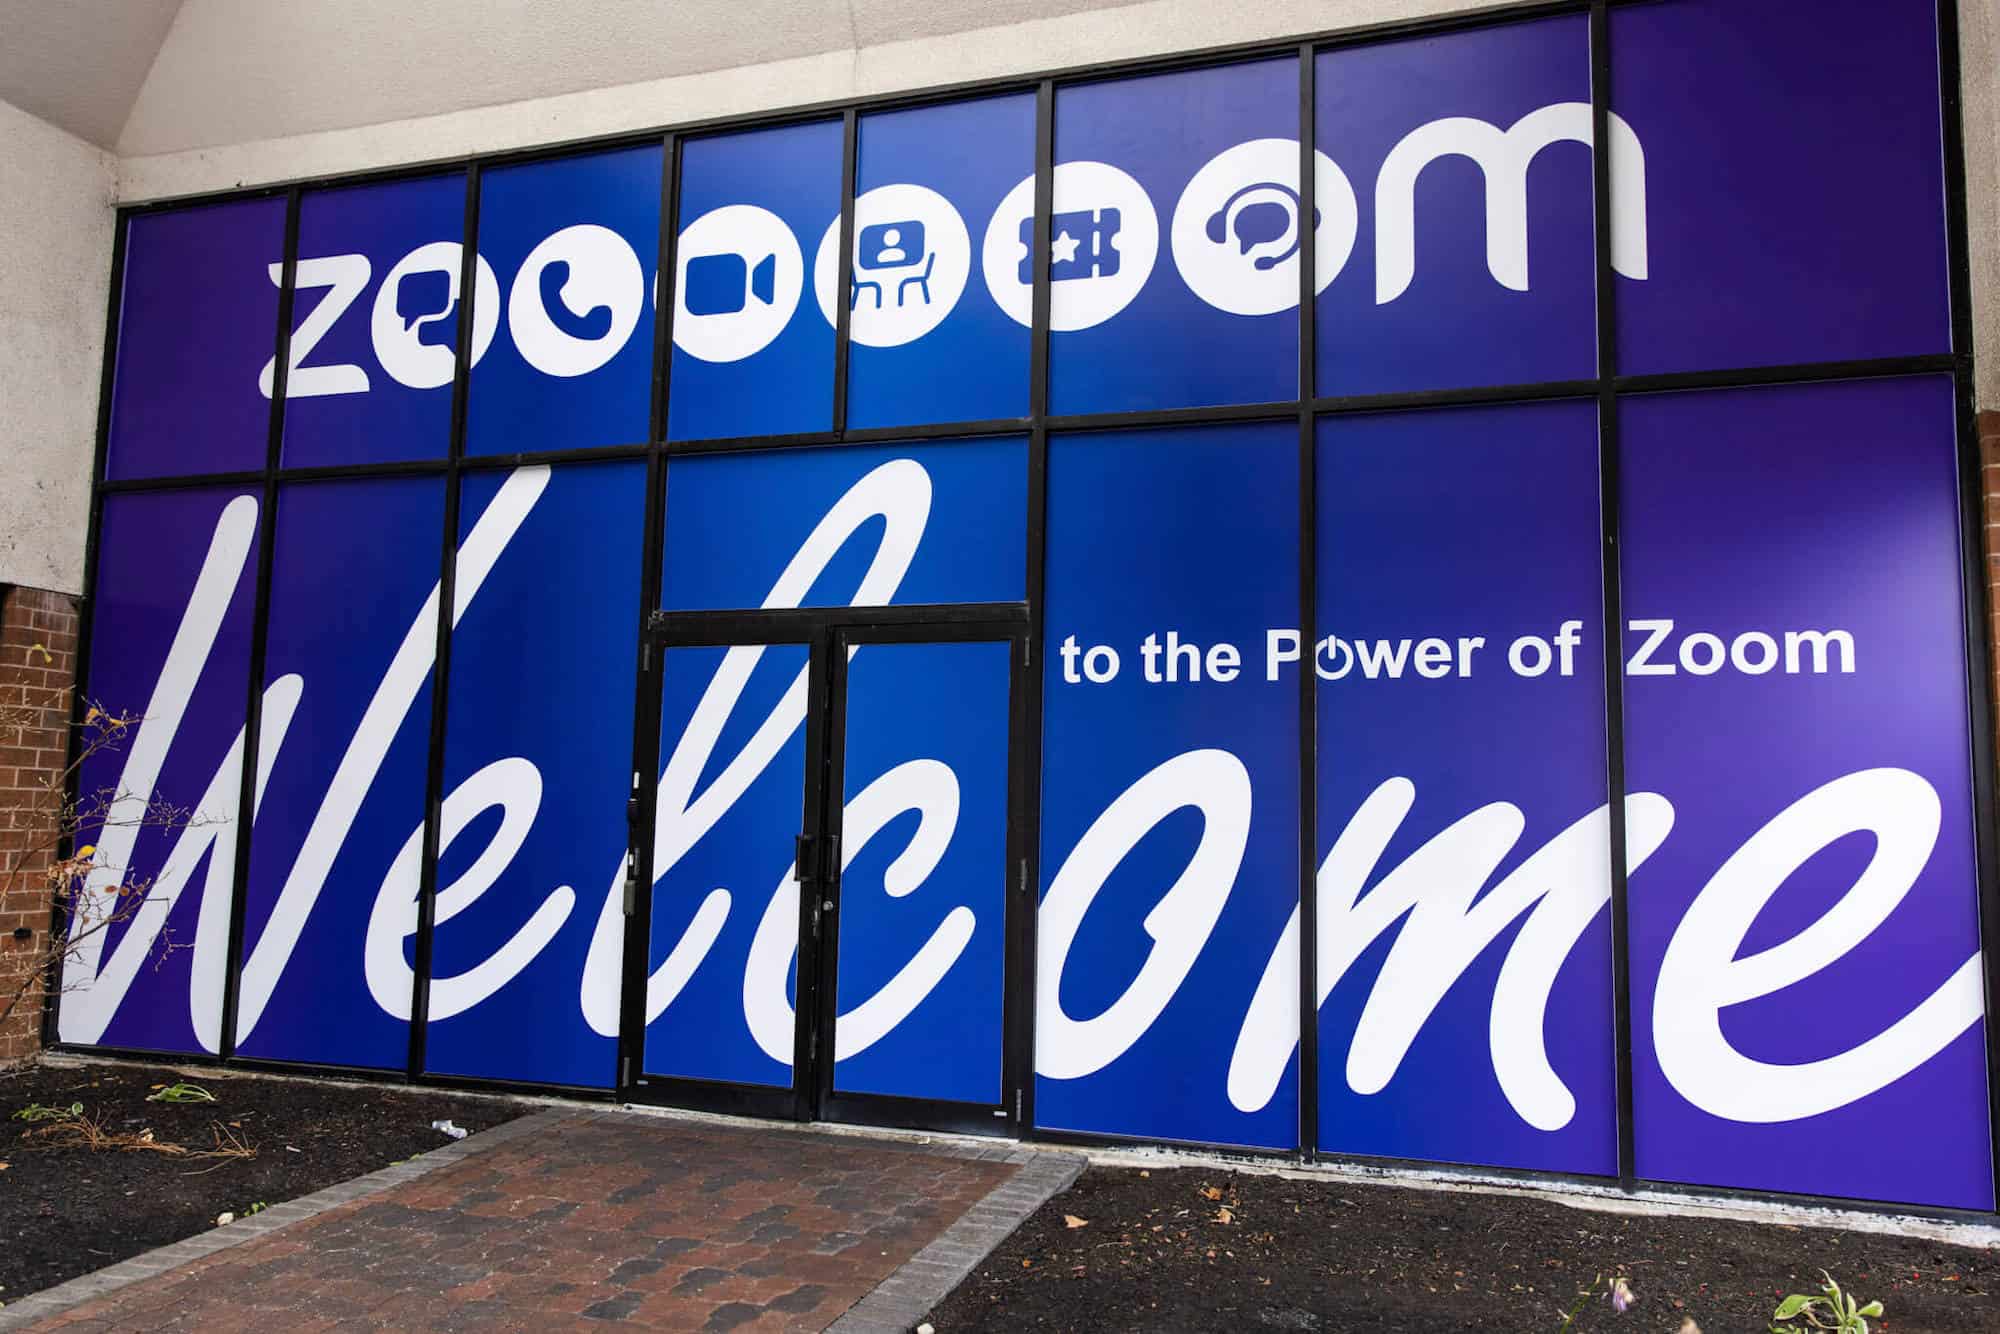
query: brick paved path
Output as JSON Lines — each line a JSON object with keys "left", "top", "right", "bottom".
{"left": 14, "top": 1109, "right": 1041, "bottom": 1332}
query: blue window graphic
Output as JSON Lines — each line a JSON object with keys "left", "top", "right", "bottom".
{"left": 283, "top": 173, "right": 468, "bottom": 467}
{"left": 661, "top": 438, "right": 1026, "bottom": 611}
{"left": 1315, "top": 16, "right": 1596, "bottom": 394}
{"left": 108, "top": 198, "right": 285, "bottom": 479}
{"left": 669, "top": 119, "right": 842, "bottom": 441}
{"left": 1038, "top": 423, "right": 1300, "bottom": 1150}
{"left": 465, "top": 145, "right": 662, "bottom": 456}
{"left": 844, "top": 93, "right": 1035, "bottom": 429}
{"left": 1611, "top": 0, "right": 1951, "bottom": 372}
{"left": 1048, "top": 59, "right": 1301, "bottom": 415}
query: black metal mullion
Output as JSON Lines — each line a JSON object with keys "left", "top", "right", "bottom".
{"left": 1015, "top": 77, "right": 1056, "bottom": 1139}
{"left": 1932, "top": 0, "right": 2000, "bottom": 1210}
{"left": 1294, "top": 41, "right": 1321, "bottom": 1164}
{"left": 832, "top": 110, "right": 860, "bottom": 437}
{"left": 217, "top": 188, "right": 300, "bottom": 1064}
{"left": 404, "top": 164, "right": 482, "bottom": 1080}
{"left": 1588, "top": 0, "right": 1638, "bottom": 1192}
{"left": 620, "top": 132, "right": 679, "bottom": 1090}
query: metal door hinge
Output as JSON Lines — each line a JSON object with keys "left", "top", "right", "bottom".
{"left": 621, "top": 855, "right": 640, "bottom": 916}
{"left": 1015, "top": 1088, "right": 1024, "bottom": 1120}
{"left": 620, "top": 1055, "right": 632, "bottom": 1086}
{"left": 1017, "top": 859, "right": 1029, "bottom": 895}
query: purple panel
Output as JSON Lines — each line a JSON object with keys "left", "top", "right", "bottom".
{"left": 1611, "top": 0, "right": 1950, "bottom": 372}
{"left": 108, "top": 198, "right": 284, "bottom": 479}
{"left": 62, "top": 488, "right": 260, "bottom": 1054}
{"left": 1622, "top": 377, "right": 1990, "bottom": 1210}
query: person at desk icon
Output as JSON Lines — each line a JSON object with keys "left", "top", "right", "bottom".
{"left": 874, "top": 226, "right": 911, "bottom": 264}
{"left": 853, "top": 219, "right": 933, "bottom": 309}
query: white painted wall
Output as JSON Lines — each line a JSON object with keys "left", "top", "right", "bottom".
{"left": 0, "top": 99, "right": 115, "bottom": 594}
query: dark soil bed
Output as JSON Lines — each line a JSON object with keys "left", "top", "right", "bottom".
{"left": 927, "top": 1166, "right": 2000, "bottom": 1333}
{"left": 0, "top": 1058, "right": 522, "bottom": 1305}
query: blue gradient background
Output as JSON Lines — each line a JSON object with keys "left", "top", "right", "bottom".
{"left": 848, "top": 95, "right": 1035, "bottom": 428}
{"left": 425, "top": 461, "right": 644, "bottom": 1088}
{"left": 661, "top": 439, "right": 1025, "bottom": 611}
{"left": 1052, "top": 59, "right": 1299, "bottom": 414}
{"left": 1621, "top": 377, "right": 1990, "bottom": 1210}
{"left": 833, "top": 640, "right": 1011, "bottom": 1104}
{"left": 109, "top": 199, "right": 284, "bottom": 479}
{"left": 283, "top": 173, "right": 466, "bottom": 467}
{"left": 1315, "top": 16, "right": 1594, "bottom": 394}
{"left": 669, "top": 120, "right": 842, "bottom": 441}
{"left": 1611, "top": 0, "right": 1950, "bottom": 372}
{"left": 466, "top": 145, "right": 662, "bottom": 455}
{"left": 1038, "top": 423, "right": 1300, "bottom": 1148}
{"left": 1315, "top": 401, "right": 1612, "bottom": 1174}
{"left": 236, "top": 477, "right": 443, "bottom": 1070}
{"left": 74, "top": 488, "right": 260, "bottom": 1053}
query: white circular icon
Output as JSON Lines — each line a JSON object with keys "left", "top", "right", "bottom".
{"left": 371, "top": 242, "right": 500, "bottom": 388}
{"left": 1171, "top": 140, "right": 1358, "bottom": 317}
{"left": 983, "top": 161, "right": 1159, "bottom": 331}
{"left": 672, "top": 204, "right": 804, "bottom": 364}
{"left": 508, "top": 224, "right": 646, "bottom": 378}
{"left": 813, "top": 184, "right": 969, "bottom": 347}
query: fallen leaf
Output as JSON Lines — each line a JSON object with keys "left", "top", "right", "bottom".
{"left": 1215, "top": 1207, "right": 1234, "bottom": 1224}
{"left": 0, "top": 1162, "right": 9, "bottom": 1171}
{"left": 1200, "top": 1186, "right": 1223, "bottom": 1201}
{"left": 1139, "top": 1170, "right": 1150, "bottom": 1178}
{"left": 1064, "top": 1215, "right": 1089, "bottom": 1229}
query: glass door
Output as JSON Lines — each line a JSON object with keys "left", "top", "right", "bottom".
{"left": 812, "top": 628, "right": 1022, "bottom": 1134}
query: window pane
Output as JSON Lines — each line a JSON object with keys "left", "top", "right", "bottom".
{"left": 283, "top": 173, "right": 467, "bottom": 467}
{"left": 1314, "top": 400, "right": 1611, "bottom": 1175}
{"left": 465, "top": 145, "right": 662, "bottom": 455}
{"left": 1315, "top": 16, "right": 1594, "bottom": 394}
{"left": 426, "top": 461, "right": 643, "bottom": 1088}
{"left": 661, "top": 438, "right": 1025, "bottom": 611}
{"left": 1038, "top": 422, "right": 1300, "bottom": 1149}
{"left": 108, "top": 199, "right": 283, "bottom": 479}
{"left": 669, "top": 120, "right": 841, "bottom": 440}
{"left": 1612, "top": 0, "right": 1950, "bottom": 372}
{"left": 1621, "top": 377, "right": 1989, "bottom": 1210}
{"left": 843, "top": 94, "right": 1035, "bottom": 429}
{"left": 1048, "top": 59, "right": 1302, "bottom": 414}
{"left": 235, "top": 476, "right": 445, "bottom": 1070}
{"left": 61, "top": 488, "right": 260, "bottom": 1054}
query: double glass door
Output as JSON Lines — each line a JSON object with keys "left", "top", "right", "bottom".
{"left": 627, "top": 619, "right": 1025, "bottom": 1135}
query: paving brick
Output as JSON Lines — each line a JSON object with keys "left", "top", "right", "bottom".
{"left": 10, "top": 1111, "right": 1021, "bottom": 1331}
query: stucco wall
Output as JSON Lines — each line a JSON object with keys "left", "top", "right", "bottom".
{"left": 0, "top": 99, "right": 114, "bottom": 594}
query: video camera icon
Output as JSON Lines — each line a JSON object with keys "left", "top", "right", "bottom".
{"left": 684, "top": 250, "right": 779, "bottom": 317}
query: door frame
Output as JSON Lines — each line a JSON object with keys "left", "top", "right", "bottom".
{"left": 618, "top": 603, "right": 1031, "bottom": 1137}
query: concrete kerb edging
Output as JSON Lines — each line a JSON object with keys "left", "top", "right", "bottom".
{"left": 826, "top": 1148, "right": 1088, "bottom": 1334}
{"left": 0, "top": 1107, "right": 572, "bottom": 1332}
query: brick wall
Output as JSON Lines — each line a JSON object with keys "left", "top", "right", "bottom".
{"left": 0, "top": 585, "right": 81, "bottom": 1066}
{"left": 1982, "top": 414, "right": 2000, "bottom": 714}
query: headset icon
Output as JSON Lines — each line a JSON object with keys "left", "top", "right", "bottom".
{"left": 1204, "top": 181, "right": 1319, "bottom": 270}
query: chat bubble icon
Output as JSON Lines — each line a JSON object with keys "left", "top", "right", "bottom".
{"left": 395, "top": 269, "right": 454, "bottom": 343}
{"left": 1229, "top": 199, "right": 1294, "bottom": 255}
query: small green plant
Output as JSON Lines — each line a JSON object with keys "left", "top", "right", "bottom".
{"left": 1771, "top": 1271, "right": 1883, "bottom": 1333}
{"left": 242, "top": 1201, "right": 268, "bottom": 1215}
{"left": 11, "top": 1102, "right": 82, "bottom": 1124}
{"left": 145, "top": 1081, "right": 216, "bottom": 1105}
{"left": 1557, "top": 1273, "right": 1634, "bottom": 1330}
